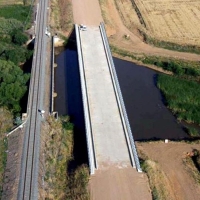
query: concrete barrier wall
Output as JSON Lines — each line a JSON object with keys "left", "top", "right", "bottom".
{"left": 75, "top": 24, "right": 97, "bottom": 175}
{"left": 99, "top": 22, "right": 142, "bottom": 172}
{"left": 50, "top": 36, "right": 54, "bottom": 113}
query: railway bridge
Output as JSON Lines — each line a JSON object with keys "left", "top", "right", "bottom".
{"left": 75, "top": 23, "right": 141, "bottom": 174}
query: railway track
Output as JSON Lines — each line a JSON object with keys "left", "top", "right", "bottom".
{"left": 18, "top": 0, "right": 48, "bottom": 199}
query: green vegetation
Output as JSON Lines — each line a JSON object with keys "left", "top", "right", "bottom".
{"left": 0, "top": 60, "right": 29, "bottom": 114}
{"left": 185, "top": 127, "right": 200, "bottom": 137}
{"left": 0, "top": 107, "right": 13, "bottom": 197}
{"left": 43, "top": 116, "right": 89, "bottom": 199}
{"left": 0, "top": 4, "right": 32, "bottom": 197}
{"left": 157, "top": 74, "right": 200, "bottom": 125}
{"left": 0, "top": 4, "right": 32, "bottom": 115}
{"left": 0, "top": 5, "right": 31, "bottom": 27}
{"left": 110, "top": 45, "right": 141, "bottom": 60}
{"left": 111, "top": 44, "right": 200, "bottom": 131}
{"left": 111, "top": 45, "right": 200, "bottom": 78}
{"left": 143, "top": 56, "right": 200, "bottom": 77}
{"left": 139, "top": 30, "right": 200, "bottom": 54}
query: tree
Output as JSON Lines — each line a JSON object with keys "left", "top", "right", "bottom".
{"left": 0, "top": 60, "right": 29, "bottom": 113}
{"left": 11, "top": 29, "right": 28, "bottom": 46}
{"left": 5, "top": 47, "right": 27, "bottom": 65}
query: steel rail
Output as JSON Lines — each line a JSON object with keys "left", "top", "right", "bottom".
{"left": 17, "top": 0, "right": 48, "bottom": 199}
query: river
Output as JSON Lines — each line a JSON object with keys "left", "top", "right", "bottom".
{"left": 54, "top": 43, "right": 188, "bottom": 141}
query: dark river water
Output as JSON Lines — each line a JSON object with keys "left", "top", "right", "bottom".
{"left": 54, "top": 44, "right": 188, "bottom": 141}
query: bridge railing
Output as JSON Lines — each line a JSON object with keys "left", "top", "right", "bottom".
{"left": 75, "top": 24, "right": 97, "bottom": 175}
{"left": 99, "top": 22, "right": 142, "bottom": 172}
{"left": 50, "top": 36, "right": 54, "bottom": 113}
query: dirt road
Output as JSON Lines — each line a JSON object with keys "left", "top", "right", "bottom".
{"left": 137, "top": 142, "right": 200, "bottom": 200}
{"left": 72, "top": 0, "right": 102, "bottom": 26}
{"left": 89, "top": 167, "right": 151, "bottom": 200}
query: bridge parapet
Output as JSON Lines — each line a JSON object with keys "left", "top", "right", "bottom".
{"left": 75, "top": 24, "right": 97, "bottom": 175}
{"left": 99, "top": 22, "right": 142, "bottom": 172}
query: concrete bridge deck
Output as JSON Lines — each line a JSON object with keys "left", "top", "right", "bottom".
{"left": 80, "top": 26, "right": 131, "bottom": 168}
{"left": 76, "top": 24, "right": 142, "bottom": 173}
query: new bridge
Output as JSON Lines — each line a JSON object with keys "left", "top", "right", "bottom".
{"left": 75, "top": 23, "right": 141, "bottom": 174}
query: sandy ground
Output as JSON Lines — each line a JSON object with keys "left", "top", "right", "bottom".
{"left": 137, "top": 141, "right": 200, "bottom": 200}
{"left": 89, "top": 167, "right": 151, "bottom": 200}
{"left": 72, "top": 0, "right": 102, "bottom": 26}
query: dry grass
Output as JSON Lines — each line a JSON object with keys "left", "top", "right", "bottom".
{"left": 40, "top": 116, "right": 89, "bottom": 200}
{"left": 99, "top": 0, "right": 115, "bottom": 29}
{"left": 131, "top": 0, "right": 200, "bottom": 46}
{"left": 113, "top": 0, "right": 200, "bottom": 46}
{"left": 183, "top": 150, "right": 200, "bottom": 185}
{"left": 114, "top": 0, "right": 144, "bottom": 32}
{"left": 139, "top": 150, "right": 174, "bottom": 200}
{"left": 50, "top": 0, "right": 73, "bottom": 35}
{"left": 0, "top": 0, "right": 30, "bottom": 6}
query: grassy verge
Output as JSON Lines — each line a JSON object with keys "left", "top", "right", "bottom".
{"left": 157, "top": 74, "right": 200, "bottom": 125}
{"left": 185, "top": 127, "right": 200, "bottom": 137}
{"left": 139, "top": 151, "right": 173, "bottom": 200}
{"left": 0, "top": 107, "right": 13, "bottom": 198}
{"left": 50, "top": 0, "right": 73, "bottom": 35}
{"left": 142, "top": 56, "right": 200, "bottom": 78}
{"left": 111, "top": 45, "right": 200, "bottom": 77}
{"left": 0, "top": 4, "right": 32, "bottom": 29}
{"left": 183, "top": 149, "right": 200, "bottom": 184}
{"left": 0, "top": 138, "right": 7, "bottom": 197}
{"left": 139, "top": 30, "right": 200, "bottom": 54}
{"left": 43, "top": 116, "right": 89, "bottom": 199}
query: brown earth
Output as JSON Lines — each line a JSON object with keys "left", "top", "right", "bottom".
{"left": 137, "top": 141, "right": 200, "bottom": 200}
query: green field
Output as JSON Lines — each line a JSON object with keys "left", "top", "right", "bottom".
{"left": 157, "top": 74, "right": 200, "bottom": 125}
{"left": 0, "top": 0, "right": 31, "bottom": 6}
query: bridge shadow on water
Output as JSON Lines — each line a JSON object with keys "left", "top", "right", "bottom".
{"left": 54, "top": 29, "right": 88, "bottom": 170}
{"left": 20, "top": 42, "right": 34, "bottom": 114}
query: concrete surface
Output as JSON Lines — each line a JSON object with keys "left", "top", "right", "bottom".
{"left": 80, "top": 26, "right": 131, "bottom": 168}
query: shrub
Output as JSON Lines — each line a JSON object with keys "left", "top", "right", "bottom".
{"left": 11, "top": 29, "right": 28, "bottom": 45}
{"left": 157, "top": 74, "right": 200, "bottom": 124}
